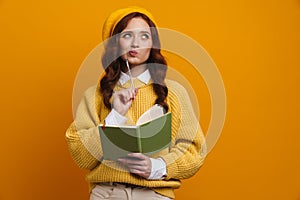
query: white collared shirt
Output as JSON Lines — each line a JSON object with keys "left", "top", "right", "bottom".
{"left": 119, "top": 69, "right": 151, "bottom": 86}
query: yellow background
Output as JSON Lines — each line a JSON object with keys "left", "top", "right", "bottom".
{"left": 0, "top": 0, "right": 299, "bottom": 199}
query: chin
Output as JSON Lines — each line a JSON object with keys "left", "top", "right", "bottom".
{"left": 128, "top": 58, "right": 147, "bottom": 66}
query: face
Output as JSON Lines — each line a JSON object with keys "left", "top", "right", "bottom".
{"left": 119, "top": 17, "right": 153, "bottom": 67}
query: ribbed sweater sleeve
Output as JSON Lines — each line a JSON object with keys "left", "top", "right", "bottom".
{"left": 65, "top": 86, "right": 103, "bottom": 170}
{"left": 161, "top": 80, "right": 207, "bottom": 180}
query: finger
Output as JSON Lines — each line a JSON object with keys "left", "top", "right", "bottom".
{"left": 126, "top": 89, "right": 132, "bottom": 101}
{"left": 118, "top": 158, "right": 144, "bottom": 166}
{"left": 122, "top": 89, "right": 135, "bottom": 101}
{"left": 126, "top": 164, "right": 149, "bottom": 172}
{"left": 129, "top": 168, "right": 146, "bottom": 175}
{"left": 117, "top": 90, "right": 132, "bottom": 104}
{"left": 129, "top": 169, "right": 150, "bottom": 179}
{"left": 128, "top": 89, "right": 136, "bottom": 100}
{"left": 118, "top": 93, "right": 126, "bottom": 104}
{"left": 134, "top": 88, "right": 139, "bottom": 95}
{"left": 127, "top": 153, "right": 147, "bottom": 160}
{"left": 120, "top": 90, "right": 129, "bottom": 102}
{"left": 132, "top": 88, "right": 138, "bottom": 99}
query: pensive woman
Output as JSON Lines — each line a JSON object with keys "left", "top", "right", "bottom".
{"left": 66, "top": 6, "right": 206, "bottom": 200}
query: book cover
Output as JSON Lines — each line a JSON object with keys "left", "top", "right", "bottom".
{"left": 98, "top": 111, "right": 172, "bottom": 160}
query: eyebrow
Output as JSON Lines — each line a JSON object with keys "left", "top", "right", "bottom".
{"left": 140, "top": 31, "right": 151, "bottom": 35}
{"left": 121, "top": 30, "right": 151, "bottom": 34}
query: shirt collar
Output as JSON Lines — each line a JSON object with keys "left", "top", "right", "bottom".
{"left": 119, "top": 69, "right": 151, "bottom": 86}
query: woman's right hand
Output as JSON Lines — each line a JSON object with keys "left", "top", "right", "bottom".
{"left": 112, "top": 88, "right": 138, "bottom": 116}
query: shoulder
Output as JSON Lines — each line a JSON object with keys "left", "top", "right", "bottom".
{"left": 165, "top": 79, "right": 198, "bottom": 116}
{"left": 77, "top": 84, "right": 103, "bottom": 111}
{"left": 165, "top": 79, "right": 189, "bottom": 100}
{"left": 81, "top": 84, "right": 102, "bottom": 100}
{"left": 83, "top": 85, "right": 98, "bottom": 96}
{"left": 165, "top": 79, "right": 184, "bottom": 90}
{"left": 74, "top": 84, "right": 103, "bottom": 125}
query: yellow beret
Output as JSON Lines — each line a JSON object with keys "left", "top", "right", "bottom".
{"left": 102, "top": 6, "right": 157, "bottom": 41}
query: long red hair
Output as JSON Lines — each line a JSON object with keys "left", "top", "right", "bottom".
{"left": 100, "top": 12, "right": 169, "bottom": 112}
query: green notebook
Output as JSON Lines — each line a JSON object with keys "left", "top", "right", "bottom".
{"left": 98, "top": 112, "right": 172, "bottom": 160}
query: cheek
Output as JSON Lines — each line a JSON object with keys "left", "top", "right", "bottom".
{"left": 141, "top": 40, "right": 153, "bottom": 49}
{"left": 119, "top": 39, "right": 131, "bottom": 50}
{"left": 140, "top": 41, "right": 152, "bottom": 57}
{"left": 141, "top": 48, "right": 151, "bottom": 59}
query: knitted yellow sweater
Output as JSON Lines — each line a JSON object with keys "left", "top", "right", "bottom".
{"left": 65, "top": 79, "right": 206, "bottom": 198}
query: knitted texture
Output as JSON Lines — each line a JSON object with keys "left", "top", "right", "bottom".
{"left": 66, "top": 79, "right": 206, "bottom": 198}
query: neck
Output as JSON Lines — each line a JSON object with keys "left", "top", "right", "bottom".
{"left": 128, "top": 63, "right": 147, "bottom": 77}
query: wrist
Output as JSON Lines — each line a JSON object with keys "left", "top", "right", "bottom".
{"left": 148, "top": 158, "right": 167, "bottom": 180}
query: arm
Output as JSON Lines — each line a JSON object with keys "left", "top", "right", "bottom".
{"left": 65, "top": 86, "right": 103, "bottom": 170}
{"left": 160, "top": 80, "right": 207, "bottom": 180}
{"left": 66, "top": 86, "right": 137, "bottom": 170}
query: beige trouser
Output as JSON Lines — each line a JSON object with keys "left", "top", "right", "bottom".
{"left": 90, "top": 183, "right": 172, "bottom": 200}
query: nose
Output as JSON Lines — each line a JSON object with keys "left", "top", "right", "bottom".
{"left": 131, "top": 36, "right": 139, "bottom": 48}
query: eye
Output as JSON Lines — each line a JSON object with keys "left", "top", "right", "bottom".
{"left": 141, "top": 33, "right": 150, "bottom": 40}
{"left": 121, "top": 33, "right": 132, "bottom": 39}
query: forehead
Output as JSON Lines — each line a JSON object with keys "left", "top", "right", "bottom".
{"left": 122, "top": 17, "right": 150, "bottom": 32}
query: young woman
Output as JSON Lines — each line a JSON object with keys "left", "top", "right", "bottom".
{"left": 66, "top": 6, "right": 206, "bottom": 200}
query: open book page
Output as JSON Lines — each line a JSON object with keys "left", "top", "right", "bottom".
{"left": 100, "top": 104, "right": 164, "bottom": 128}
{"left": 136, "top": 104, "right": 164, "bottom": 126}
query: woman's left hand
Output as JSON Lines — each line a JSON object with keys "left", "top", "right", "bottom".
{"left": 118, "top": 153, "right": 152, "bottom": 179}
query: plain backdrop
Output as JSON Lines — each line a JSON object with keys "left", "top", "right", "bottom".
{"left": 0, "top": 0, "right": 299, "bottom": 199}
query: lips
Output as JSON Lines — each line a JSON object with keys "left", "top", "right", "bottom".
{"left": 129, "top": 50, "right": 138, "bottom": 57}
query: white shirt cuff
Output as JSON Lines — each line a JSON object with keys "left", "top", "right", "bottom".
{"left": 148, "top": 158, "right": 167, "bottom": 180}
{"left": 105, "top": 109, "right": 127, "bottom": 125}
